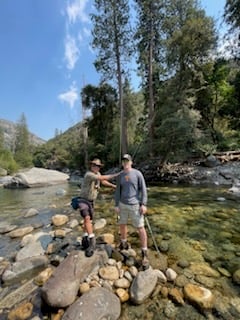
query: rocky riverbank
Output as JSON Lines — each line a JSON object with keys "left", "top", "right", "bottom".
{"left": 1, "top": 205, "right": 240, "bottom": 320}
{"left": 140, "top": 157, "right": 240, "bottom": 187}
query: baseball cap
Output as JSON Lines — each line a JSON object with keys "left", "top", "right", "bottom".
{"left": 122, "top": 154, "right": 132, "bottom": 161}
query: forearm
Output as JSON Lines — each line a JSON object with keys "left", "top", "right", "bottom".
{"left": 101, "top": 180, "right": 116, "bottom": 188}
{"left": 98, "top": 173, "right": 119, "bottom": 181}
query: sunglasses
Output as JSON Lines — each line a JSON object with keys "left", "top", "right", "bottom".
{"left": 91, "top": 163, "right": 101, "bottom": 168}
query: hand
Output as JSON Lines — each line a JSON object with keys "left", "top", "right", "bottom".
{"left": 140, "top": 204, "right": 147, "bottom": 215}
{"left": 115, "top": 206, "right": 120, "bottom": 214}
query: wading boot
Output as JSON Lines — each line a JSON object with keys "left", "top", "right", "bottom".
{"left": 119, "top": 241, "right": 130, "bottom": 251}
{"left": 141, "top": 249, "right": 150, "bottom": 270}
{"left": 85, "top": 236, "right": 96, "bottom": 257}
{"left": 81, "top": 236, "right": 89, "bottom": 250}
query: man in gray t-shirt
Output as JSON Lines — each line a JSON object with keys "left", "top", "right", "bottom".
{"left": 114, "top": 154, "right": 149, "bottom": 270}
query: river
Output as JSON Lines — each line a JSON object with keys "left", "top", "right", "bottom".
{"left": 0, "top": 182, "right": 240, "bottom": 319}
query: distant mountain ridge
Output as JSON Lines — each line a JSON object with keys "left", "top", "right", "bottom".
{"left": 0, "top": 118, "right": 46, "bottom": 149}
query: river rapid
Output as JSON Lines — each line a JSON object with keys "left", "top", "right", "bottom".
{"left": 0, "top": 182, "right": 240, "bottom": 319}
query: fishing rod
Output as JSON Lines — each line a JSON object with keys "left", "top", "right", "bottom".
{"left": 145, "top": 215, "right": 162, "bottom": 258}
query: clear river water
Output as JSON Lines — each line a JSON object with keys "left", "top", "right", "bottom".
{"left": 0, "top": 182, "right": 240, "bottom": 319}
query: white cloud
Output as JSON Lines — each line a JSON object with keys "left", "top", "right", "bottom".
{"left": 64, "top": 34, "right": 80, "bottom": 70}
{"left": 66, "top": 0, "right": 90, "bottom": 24}
{"left": 58, "top": 84, "right": 79, "bottom": 109}
{"left": 63, "top": 0, "right": 91, "bottom": 71}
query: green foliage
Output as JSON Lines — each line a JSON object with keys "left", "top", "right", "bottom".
{"left": 14, "top": 113, "right": 33, "bottom": 168}
{"left": 91, "top": 0, "right": 132, "bottom": 81}
{"left": 33, "top": 123, "right": 86, "bottom": 170}
{"left": 0, "top": 149, "right": 18, "bottom": 174}
{"left": 91, "top": 0, "right": 132, "bottom": 154}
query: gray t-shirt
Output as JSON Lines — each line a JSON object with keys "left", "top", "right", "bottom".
{"left": 115, "top": 168, "right": 147, "bottom": 206}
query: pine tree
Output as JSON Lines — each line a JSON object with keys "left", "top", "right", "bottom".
{"left": 14, "top": 113, "right": 33, "bottom": 168}
{"left": 91, "top": 0, "right": 132, "bottom": 159}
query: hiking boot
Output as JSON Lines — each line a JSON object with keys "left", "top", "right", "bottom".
{"left": 141, "top": 249, "right": 150, "bottom": 270}
{"left": 85, "top": 236, "right": 96, "bottom": 257}
{"left": 119, "top": 241, "right": 130, "bottom": 251}
{"left": 81, "top": 236, "right": 89, "bottom": 250}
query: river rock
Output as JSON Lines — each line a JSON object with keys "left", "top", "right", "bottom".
{"left": 97, "top": 233, "right": 114, "bottom": 244}
{"left": 23, "top": 208, "right": 39, "bottom": 217}
{"left": 16, "top": 232, "right": 52, "bottom": 261}
{"left": 2, "top": 255, "right": 48, "bottom": 285}
{"left": 8, "top": 226, "right": 34, "bottom": 238}
{"left": 166, "top": 268, "right": 177, "bottom": 281}
{"left": 184, "top": 283, "right": 214, "bottom": 310}
{"left": 169, "top": 287, "right": 185, "bottom": 305}
{"left": 233, "top": 269, "right": 240, "bottom": 284}
{"left": 98, "top": 265, "right": 119, "bottom": 281}
{"left": 130, "top": 268, "right": 158, "bottom": 304}
{"left": 41, "top": 250, "right": 108, "bottom": 308}
{"left": 51, "top": 214, "right": 69, "bottom": 226}
{"left": 34, "top": 267, "right": 54, "bottom": 286}
{"left": 94, "top": 218, "right": 107, "bottom": 230}
{"left": 0, "top": 223, "right": 17, "bottom": 234}
{"left": 62, "top": 287, "right": 121, "bottom": 320}
{"left": 189, "top": 262, "right": 220, "bottom": 278}
{"left": 0, "top": 279, "right": 37, "bottom": 309}
{"left": 114, "top": 277, "right": 131, "bottom": 288}
{"left": 7, "top": 301, "right": 33, "bottom": 320}
{"left": 3, "top": 167, "right": 69, "bottom": 188}
{"left": 116, "top": 288, "right": 130, "bottom": 302}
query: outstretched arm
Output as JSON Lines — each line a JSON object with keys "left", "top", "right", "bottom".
{"left": 101, "top": 179, "right": 116, "bottom": 189}
{"left": 97, "top": 172, "right": 119, "bottom": 181}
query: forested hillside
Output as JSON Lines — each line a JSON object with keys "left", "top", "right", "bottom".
{"left": 0, "top": 0, "right": 239, "bottom": 174}
{"left": 0, "top": 119, "right": 45, "bottom": 150}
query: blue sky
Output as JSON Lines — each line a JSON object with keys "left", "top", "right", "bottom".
{"left": 0, "top": 0, "right": 227, "bottom": 141}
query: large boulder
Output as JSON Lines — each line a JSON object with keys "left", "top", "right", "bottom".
{"left": 62, "top": 287, "right": 121, "bottom": 320}
{"left": 3, "top": 167, "right": 69, "bottom": 188}
{"left": 41, "top": 250, "right": 108, "bottom": 308}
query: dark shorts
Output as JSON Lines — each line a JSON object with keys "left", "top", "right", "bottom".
{"left": 79, "top": 200, "right": 94, "bottom": 219}
{"left": 78, "top": 199, "right": 94, "bottom": 220}
{"left": 71, "top": 197, "right": 94, "bottom": 219}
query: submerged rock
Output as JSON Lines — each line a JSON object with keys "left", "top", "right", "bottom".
{"left": 184, "top": 283, "right": 214, "bottom": 310}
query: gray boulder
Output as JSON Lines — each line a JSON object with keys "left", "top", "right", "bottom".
{"left": 130, "top": 268, "right": 158, "bottom": 304}
{"left": 3, "top": 167, "right": 69, "bottom": 188}
{"left": 41, "top": 250, "right": 108, "bottom": 308}
{"left": 62, "top": 287, "right": 121, "bottom": 320}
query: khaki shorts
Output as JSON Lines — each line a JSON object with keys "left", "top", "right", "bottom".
{"left": 118, "top": 202, "right": 144, "bottom": 228}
